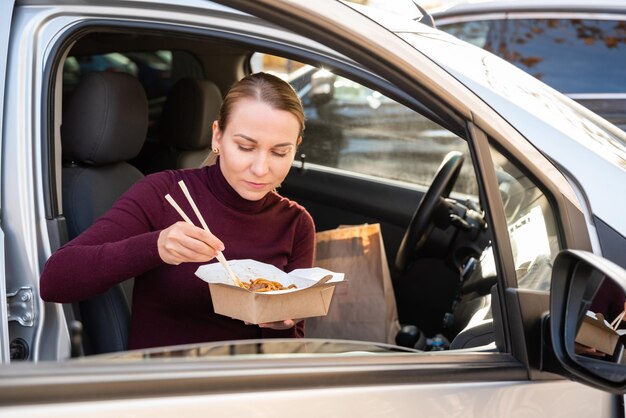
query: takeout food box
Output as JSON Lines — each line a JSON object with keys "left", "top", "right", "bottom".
{"left": 195, "top": 259, "right": 344, "bottom": 324}
{"left": 575, "top": 311, "right": 620, "bottom": 355}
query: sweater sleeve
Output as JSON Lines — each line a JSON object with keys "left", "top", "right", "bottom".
{"left": 40, "top": 174, "right": 170, "bottom": 303}
{"left": 284, "top": 210, "right": 316, "bottom": 271}
{"left": 262, "top": 209, "right": 315, "bottom": 339}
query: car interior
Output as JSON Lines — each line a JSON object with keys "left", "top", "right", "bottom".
{"left": 45, "top": 27, "right": 556, "bottom": 357}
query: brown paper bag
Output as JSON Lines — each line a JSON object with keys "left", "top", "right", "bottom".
{"left": 305, "top": 224, "right": 400, "bottom": 344}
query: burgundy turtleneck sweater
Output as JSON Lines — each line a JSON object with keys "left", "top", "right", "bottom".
{"left": 40, "top": 162, "right": 315, "bottom": 349}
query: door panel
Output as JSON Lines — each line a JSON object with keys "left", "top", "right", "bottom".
{"left": 1, "top": 379, "right": 615, "bottom": 418}
{"left": 0, "top": 0, "right": 12, "bottom": 364}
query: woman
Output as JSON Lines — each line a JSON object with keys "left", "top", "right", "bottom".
{"left": 40, "top": 73, "right": 315, "bottom": 350}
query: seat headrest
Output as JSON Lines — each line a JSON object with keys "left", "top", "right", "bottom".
{"left": 62, "top": 72, "right": 148, "bottom": 165}
{"left": 158, "top": 78, "right": 222, "bottom": 151}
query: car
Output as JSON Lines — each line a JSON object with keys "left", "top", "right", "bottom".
{"left": 1, "top": 0, "right": 626, "bottom": 416}
{"left": 431, "top": 0, "right": 626, "bottom": 132}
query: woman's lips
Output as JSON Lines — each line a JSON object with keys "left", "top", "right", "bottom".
{"left": 245, "top": 181, "right": 268, "bottom": 190}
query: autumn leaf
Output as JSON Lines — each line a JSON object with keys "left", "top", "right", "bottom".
{"left": 520, "top": 56, "right": 543, "bottom": 68}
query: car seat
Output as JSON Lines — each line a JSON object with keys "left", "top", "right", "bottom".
{"left": 61, "top": 71, "right": 148, "bottom": 354}
{"left": 135, "top": 77, "right": 222, "bottom": 173}
{"left": 449, "top": 285, "right": 505, "bottom": 351}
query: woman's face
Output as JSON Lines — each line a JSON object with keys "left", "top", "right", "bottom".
{"left": 212, "top": 98, "right": 301, "bottom": 201}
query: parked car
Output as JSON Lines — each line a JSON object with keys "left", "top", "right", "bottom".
{"left": 431, "top": 0, "right": 626, "bottom": 132}
{"left": 1, "top": 0, "right": 626, "bottom": 416}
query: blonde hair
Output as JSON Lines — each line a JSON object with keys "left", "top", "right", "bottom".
{"left": 203, "top": 72, "right": 305, "bottom": 166}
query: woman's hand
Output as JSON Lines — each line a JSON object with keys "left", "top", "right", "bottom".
{"left": 248, "top": 319, "right": 297, "bottom": 330}
{"left": 158, "top": 221, "right": 225, "bottom": 265}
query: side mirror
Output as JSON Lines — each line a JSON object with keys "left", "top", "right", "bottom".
{"left": 309, "top": 70, "right": 336, "bottom": 106}
{"left": 549, "top": 249, "right": 626, "bottom": 393}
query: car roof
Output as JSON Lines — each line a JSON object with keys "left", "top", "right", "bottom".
{"left": 431, "top": 0, "right": 626, "bottom": 17}
{"left": 345, "top": 1, "right": 436, "bottom": 33}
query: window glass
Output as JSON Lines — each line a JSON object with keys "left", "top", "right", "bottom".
{"left": 442, "top": 20, "right": 490, "bottom": 48}
{"left": 63, "top": 50, "right": 202, "bottom": 100}
{"left": 488, "top": 144, "right": 561, "bottom": 290}
{"left": 441, "top": 18, "right": 626, "bottom": 94}
{"left": 251, "top": 53, "right": 478, "bottom": 196}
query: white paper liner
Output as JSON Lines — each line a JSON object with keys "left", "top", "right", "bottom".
{"left": 195, "top": 259, "right": 344, "bottom": 294}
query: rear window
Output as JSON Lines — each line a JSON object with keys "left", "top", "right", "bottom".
{"left": 63, "top": 50, "right": 203, "bottom": 100}
{"left": 440, "top": 18, "right": 626, "bottom": 94}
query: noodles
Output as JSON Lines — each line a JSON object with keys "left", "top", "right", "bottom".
{"left": 239, "top": 278, "right": 297, "bottom": 292}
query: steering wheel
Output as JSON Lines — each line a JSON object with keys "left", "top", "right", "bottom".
{"left": 395, "top": 151, "right": 465, "bottom": 273}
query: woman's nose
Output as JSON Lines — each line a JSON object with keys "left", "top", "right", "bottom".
{"left": 250, "top": 152, "right": 270, "bottom": 176}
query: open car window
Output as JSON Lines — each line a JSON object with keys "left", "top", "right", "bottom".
{"left": 45, "top": 37, "right": 504, "bottom": 359}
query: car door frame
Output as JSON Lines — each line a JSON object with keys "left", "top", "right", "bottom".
{"left": 56, "top": 0, "right": 585, "bottom": 368}
{"left": 0, "top": 0, "right": 14, "bottom": 364}
{"left": 53, "top": 0, "right": 585, "bottom": 371}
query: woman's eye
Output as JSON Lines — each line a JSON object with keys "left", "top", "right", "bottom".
{"left": 272, "top": 151, "right": 288, "bottom": 158}
{"left": 238, "top": 146, "right": 254, "bottom": 152}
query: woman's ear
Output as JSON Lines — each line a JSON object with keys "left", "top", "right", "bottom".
{"left": 211, "top": 120, "right": 222, "bottom": 147}
{"left": 296, "top": 136, "right": 302, "bottom": 147}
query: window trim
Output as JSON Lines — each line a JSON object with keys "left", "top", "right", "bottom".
{"left": 1, "top": 352, "right": 527, "bottom": 405}
{"left": 41, "top": 17, "right": 514, "bottom": 360}
{"left": 436, "top": 11, "right": 626, "bottom": 26}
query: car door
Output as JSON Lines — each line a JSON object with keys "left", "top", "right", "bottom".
{"left": 0, "top": 1, "right": 623, "bottom": 416}
{"left": 0, "top": 0, "right": 13, "bottom": 364}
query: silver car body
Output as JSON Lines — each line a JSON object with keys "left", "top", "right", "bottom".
{"left": 0, "top": 0, "right": 625, "bottom": 416}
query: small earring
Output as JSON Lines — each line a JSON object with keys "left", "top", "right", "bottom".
{"left": 212, "top": 148, "right": 219, "bottom": 155}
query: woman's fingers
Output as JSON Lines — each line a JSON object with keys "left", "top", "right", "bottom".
{"left": 161, "top": 236, "right": 216, "bottom": 263}
{"left": 184, "top": 225, "right": 225, "bottom": 252}
{"left": 257, "top": 319, "right": 296, "bottom": 330}
{"left": 158, "top": 222, "right": 225, "bottom": 264}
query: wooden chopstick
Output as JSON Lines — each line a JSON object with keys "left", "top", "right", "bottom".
{"left": 178, "top": 180, "right": 211, "bottom": 232}
{"left": 164, "top": 181, "right": 242, "bottom": 287}
{"left": 165, "top": 194, "right": 194, "bottom": 224}
{"left": 176, "top": 181, "right": 242, "bottom": 287}
{"left": 611, "top": 309, "right": 625, "bottom": 330}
